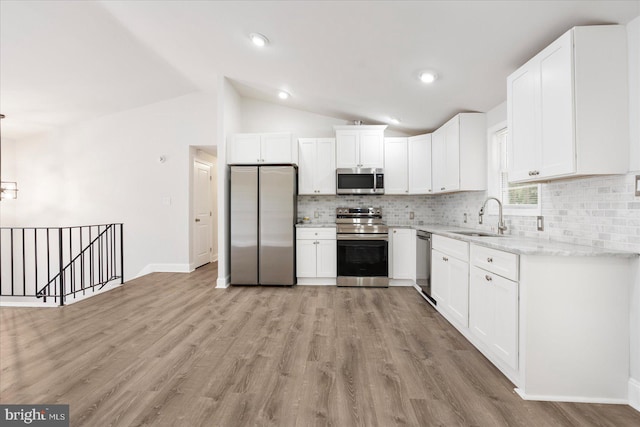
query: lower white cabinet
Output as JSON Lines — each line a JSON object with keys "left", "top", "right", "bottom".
{"left": 469, "top": 265, "right": 518, "bottom": 370}
{"left": 296, "top": 228, "right": 336, "bottom": 284}
{"left": 432, "top": 235, "right": 470, "bottom": 328}
{"left": 389, "top": 228, "right": 416, "bottom": 281}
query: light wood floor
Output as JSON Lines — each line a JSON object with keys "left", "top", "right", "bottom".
{"left": 1, "top": 263, "right": 639, "bottom": 426}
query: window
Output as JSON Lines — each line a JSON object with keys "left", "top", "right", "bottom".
{"left": 487, "top": 124, "right": 540, "bottom": 216}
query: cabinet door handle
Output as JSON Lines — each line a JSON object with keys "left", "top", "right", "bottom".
{"left": 487, "top": 257, "right": 493, "bottom": 263}
{"left": 485, "top": 275, "right": 493, "bottom": 281}
{"left": 441, "top": 187, "right": 445, "bottom": 191}
{"left": 442, "top": 256, "right": 448, "bottom": 262}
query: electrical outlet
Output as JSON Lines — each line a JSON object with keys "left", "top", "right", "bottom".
{"left": 409, "top": 211, "right": 415, "bottom": 220}
{"left": 463, "top": 213, "right": 468, "bottom": 223}
{"left": 537, "top": 216, "right": 544, "bottom": 231}
{"left": 314, "top": 211, "right": 319, "bottom": 218}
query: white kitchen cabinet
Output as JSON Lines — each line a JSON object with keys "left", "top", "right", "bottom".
{"left": 408, "top": 134, "right": 432, "bottom": 194}
{"left": 507, "top": 25, "right": 628, "bottom": 183}
{"left": 431, "top": 235, "right": 470, "bottom": 328}
{"left": 228, "top": 132, "right": 296, "bottom": 165}
{"left": 431, "top": 113, "right": 486, "bottom": 194}
{"left": 469, "top": 265, "right": 518, "bottom": 371}
{"left": 298, "top": 138, "right": 336, "bottom": 195}
{"left": 389, "top": 228, "right": 416, "bottom": 281}
{"left": 429, "top": 236, "right": 633, "bottom": 404}
{"left": 296, "top": 228, "right": 336, "bottom": 285}
{"left": 384, "top": 134, "right": 432, "bottom": 195}
{"left": 383, "top": 138, "right": 409, "bottom": 194}
{"left": 334, "top": 125, "right": 386, "bottom": 169}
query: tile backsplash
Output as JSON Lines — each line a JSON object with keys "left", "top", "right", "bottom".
{"left": 298, "top": 172, "right": 640, "bottom": 253}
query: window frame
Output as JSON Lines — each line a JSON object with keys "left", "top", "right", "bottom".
{"left": 486, "top": 121, "right": 541, "bottom": 217}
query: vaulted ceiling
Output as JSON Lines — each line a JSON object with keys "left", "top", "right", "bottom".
{"left": 1, "top": 1, "right": 638, "bottom": 140}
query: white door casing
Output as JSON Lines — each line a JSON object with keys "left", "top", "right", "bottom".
{"left": 194, "top": 161, "right": 212, "bottom": 269}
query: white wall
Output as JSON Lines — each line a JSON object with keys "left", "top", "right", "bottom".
{"left": 2, "top": 91, "right": 217, "bottom": 279}
{"left": 0, "top": 134, "right": 18, "bottom": 223}
{"left": 216, "top": 78, "right": 242, "bottom": 288}
{"left": 241, "top": 97, "right": 411, "bottom": 139}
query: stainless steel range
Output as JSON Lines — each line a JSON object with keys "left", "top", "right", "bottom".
{"left": 336, "top": 207, "right": 389, "bottom": 287}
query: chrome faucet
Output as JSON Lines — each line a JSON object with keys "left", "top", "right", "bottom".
{"left": 479, "top": 197, "right": 508, "bottom": 235}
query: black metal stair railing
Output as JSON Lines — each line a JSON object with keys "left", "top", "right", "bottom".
{"left": 0, "top": 223, "right": 123, "bottom": 306}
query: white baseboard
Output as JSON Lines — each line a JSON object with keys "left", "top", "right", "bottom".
{"left": 514, "top": 388, "right": 628, "bottom": 405}
{"left": 135, "top": 263, "right": 192, "bottom": 279}
{"left": 0, "top": 281, "right": 122, "bottom": 307}
{"left": 216, "top": 275, "right": 230, "bottom": 289}
{"left": 629, "top": 378, "right": 640, "bottom": 412}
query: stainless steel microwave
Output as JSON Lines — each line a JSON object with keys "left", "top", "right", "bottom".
{"left": 336, "top": 168, "right": 384, "bottom": 195}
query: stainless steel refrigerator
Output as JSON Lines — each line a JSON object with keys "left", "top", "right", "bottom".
{"left": 230, "top": 165, "right": 297, "bottom": 285}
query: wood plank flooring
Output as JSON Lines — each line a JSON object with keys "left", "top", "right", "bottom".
{"left": 1, "top": 262, "right": 639, "bottom": 426}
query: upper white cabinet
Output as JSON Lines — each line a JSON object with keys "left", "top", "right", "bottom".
{"left": 334, "top": 125, "right": 386, "bottom": 168}
{"left": 431, "top": 113, "right": 486, "bottom": 194}
{"left": 228, "top": 132, "right": 296, "bottom": 165}
{"left": 384, "top": 134, "right": 432, "bottom": 195}
{"left": 298, "top": 138, "right": 336, "bottom": 195}
{"left": 507, "top": 25, "right": 629, "bottom": 183}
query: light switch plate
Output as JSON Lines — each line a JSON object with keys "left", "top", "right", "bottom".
{"left": 537, "top": 216, "right": 544, "bottom": 231}
{"left": 409, "top": 212, "right": 415, "bottom": 220}
{"left": 636, "top": 175, "right": 640, "bottom": 197}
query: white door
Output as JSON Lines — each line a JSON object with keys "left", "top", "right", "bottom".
{"left": 384, "top": 138, "right": 408, "bottom": 194}
{"left": 539, "top": 31, "right": 575, "bottom": 178}
{"left": 229, "top": 134, "right": 261, "bottom": 164}
{"left": 315, "top": 138, "right": 336, "bottom": 194}
{"left": 296, "top": 240, "right": 317, "bottom": 277}
{"left": 507, "top": 63, "right": 539, "bottom": 182}
{"left": 261, "top": 133, "right": 293, "bottom": 164}
{"left": 336, "top": 131, "right": 359, "bottom": 168}
{"left": 194, "top": 161, "right": 212, "bottom": 268}
{"left": 359, "top": 131, "right": 384, "bottom": 168}
{"left": 316, "top": 240, "right": 337, "bottom": 277}
{"left": 298, "top": 138, "right": 316, "bottom": 194}
{"left": 408, "top": 134, "right": 432, "bottom": 194}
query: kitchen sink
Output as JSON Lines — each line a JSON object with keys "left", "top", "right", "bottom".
{"left": 449, "top": 230, "right": 506, "bottom": 237}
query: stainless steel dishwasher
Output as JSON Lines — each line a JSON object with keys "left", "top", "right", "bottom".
{"left": 416, "top": 230, "right": 435, "bottom": 305}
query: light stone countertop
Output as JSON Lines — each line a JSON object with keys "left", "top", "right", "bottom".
{"left": 409, "top": 224, "right": 638, "bottom": 258}
{"left": 295, "top": 223, "right": 337, "bottom": 228}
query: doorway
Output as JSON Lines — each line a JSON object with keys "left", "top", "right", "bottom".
{"left": 193, "top": 160, "right": 213, "bottom": 269}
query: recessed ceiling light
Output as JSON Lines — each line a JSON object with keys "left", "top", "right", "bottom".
{"left": 250, "top": 33, "right": 269, "bottom": 47}
{"left": 278, "top": 90, "right": 290, "bottom": 100}
{"left": 419, "top": 71, "right": 438, "bottom": 84}
{"left": 388, "top": 117, "right": 400, "bottom": 125}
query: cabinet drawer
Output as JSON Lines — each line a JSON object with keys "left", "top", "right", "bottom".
{"left": 470, "top": 244, "right": 518, "bottom": 281}
{"left": 297, "top": 228, "right": 336, "bottom": 240}
{"left": 432, "top": 235, "right": 469, "bottom": 262}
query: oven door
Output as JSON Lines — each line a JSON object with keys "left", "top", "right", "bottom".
{"left": 336, "top": 236, "right": 389, "bottom": 287}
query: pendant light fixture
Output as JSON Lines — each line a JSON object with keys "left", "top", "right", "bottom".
{"left": 0, "top": 114, "right": 18, "bottom": 200}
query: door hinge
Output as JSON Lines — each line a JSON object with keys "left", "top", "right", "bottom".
{"left": 209, "top": 176, "right": 212, "bottom": 181}
{"left": 210, "top": 211, "right": 212, "bottom": 216}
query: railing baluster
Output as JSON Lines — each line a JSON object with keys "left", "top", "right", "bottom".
{"left": 34, "top": 230, "right": 38, "bottom": 298}
{"left": 120, "top": 224, "right": 124, "bottom": 284}
{"left": 58, "top": 228, "right": 64, "bottom": 306}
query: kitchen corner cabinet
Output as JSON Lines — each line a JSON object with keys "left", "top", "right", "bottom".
{"left": 334, "top": 125, "right": 386, "bottom": 169}
{"left": 384, "top": 134, "right": 432, "bottom": 195}
{"left": 228, "top": 132, "right": 296, "bottom": 165}
{"left": 430, "top": 234, "right": 633, "bottom": 404}
{"left": 389, "top": 228, "right": 416, "bottom": 281}
{"left": 296, "top": 228, "right": 336, "bottom": 285}
{"left": 298, "top": 138, "right": 336, "bottom": 195}
{"left": 431, "top": 113, "right": 486, "bottom": 194}
{"left": 431, "top": 235, "right": 469, "bottom": 328}
{"left": 507, "top": 25, "right": 628, "bottom": 183}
